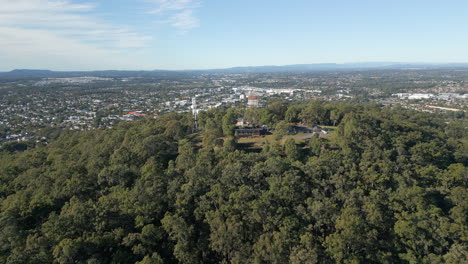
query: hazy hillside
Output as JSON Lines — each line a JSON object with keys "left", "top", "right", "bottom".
{"left": 3, "top": 63, "right": 468, "bottom": 79}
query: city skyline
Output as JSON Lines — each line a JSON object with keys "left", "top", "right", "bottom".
{"left": 1, "top": 0, "right": 468, "bottom": 71}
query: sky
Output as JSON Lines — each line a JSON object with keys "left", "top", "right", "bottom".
{"left": 1, "top": 0, "right": 468, "bottom": 71}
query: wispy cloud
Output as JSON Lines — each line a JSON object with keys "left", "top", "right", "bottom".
{"left": 0, "top": 0, "right": 152, "bottom": 49}
{"left": 1, "top": 0, "right": 96, "bottom": 12}
{"left": 0, "top": 0, "right": 202, "bottom": 70}
{"left": 170, "top": 9, "right": 199, "bottom": 32}
{"left": 0, "top": 26, "right": 150, "bottom": 70}
{"left": 147, "top": 0, "right": 200, "bottom": 14}
{"left": 146, "top": 0, "right": 201, "bottom": 32}
{"left": 0, "top": 0, "right": 154, "bottom": 70}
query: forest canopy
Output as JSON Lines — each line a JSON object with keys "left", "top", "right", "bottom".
{"left": 0, "top": 101, "right": 467, "bottom": 263}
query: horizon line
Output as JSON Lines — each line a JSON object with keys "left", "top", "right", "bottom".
{"left": 3, "top": 61, "right": 468, "bottom": 72}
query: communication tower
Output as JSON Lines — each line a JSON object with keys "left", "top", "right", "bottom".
{"left": 191, "top": 97, "right": 198, "bottom": 131}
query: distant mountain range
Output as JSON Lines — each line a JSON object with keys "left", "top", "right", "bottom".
{"left": 204, "top": 62, "right": 468, "bottom": 73}
{"left": 2, "top": 62, "right": 468, "bottom": 78}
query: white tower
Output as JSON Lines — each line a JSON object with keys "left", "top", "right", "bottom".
{"left": 191, "top": 97, "right": 198, "bottom": 131}
{"left": 247, "top": 93, "right": 259, "bottom": 108}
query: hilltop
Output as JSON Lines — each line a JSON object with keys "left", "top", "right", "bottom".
{"left": 0, "top": 102, "right": 466, "bottom": 263}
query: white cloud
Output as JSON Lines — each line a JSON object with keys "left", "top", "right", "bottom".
{"left": 0, "top": 26, "right": 153, "bottom": 70}
{"left": 0, "top": 0, "right": 95, "bottom": 12}
{"left": 146, "top": 0, "right": 200, "bottom": 32}
{"left": 0, "top": 0, "right": 153, "bottom": 70}
{"left": 147, "top": 0, "right": 200, "bottom": 13}
{"left": 0, "top": 0, "right": 202, "bottom": 70}
{"left": 0, "top": 0, "right": 152, "bottom": 48}
{"left": 170, "top": 9, "right": 199, "bottom": 32}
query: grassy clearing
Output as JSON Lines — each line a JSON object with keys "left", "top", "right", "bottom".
{"left": 321, "top": 125, "right": 338, "bottom": 130}
{"left": 222, "top": 125, "right": 339, "bottom": 146}
{"left": 238, "top": 133, "right": 315, "bottom": 144}
{"left": 237, "top": 135, "right": 274, "bottom": 143}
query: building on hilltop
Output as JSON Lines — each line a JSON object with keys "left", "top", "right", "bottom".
{"left": 235, "top": 127, "right": 268, "bottom": 137}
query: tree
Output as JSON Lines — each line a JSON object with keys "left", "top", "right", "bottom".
{"left": 273, "top": 121, "right": 290, "bottom": 141}
{"left": 285, "top": 138, "right": 300, "bottom": 161}
{"left": 285, "top": 105, "right": 303, "bottom": 123}
{"left": 0, "top": 102, "right": 465, "bottom": 263}
{"left": 330, "top": 109, "right": 341, "bottom": 126}
{"left": 222, "top": 109, "right": 237, "bottom": 136}
{"left": 308, "top": 134, "right": 322, "bottom": 156}
{"left": 136, "top": 253, "right": 164, "bottom": 264}
{"left": 176, "top": 139, "right": 195, "bottom": 171}
{"left": 289, "top": 233, "right": 319, "bottom": 264}
{"left": 223, "top": 137, "right": 237, "bottom": 152}
{"left": 299, "top": 101, "right": 329, "bottom": 126}
{"left": 164, "top": 120, "right": 185, "bottom": 140}
{"left": 267, "top": 100, "right": 288, "bottom": 122}
{"left": 324, "top": 205, "right": 379, "bottom": 263}
{"left": 259, "top": 109, "right": 276, "bottom": 127}
{"left": 202, "top": 118, "right": 223, "bottom": 147}
{"left": 243, "top": 107, "right": 260, "bottom": 124}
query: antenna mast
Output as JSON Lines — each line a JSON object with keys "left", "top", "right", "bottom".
{"left": 191, "top": 97, "right": 198, "bottom": 131}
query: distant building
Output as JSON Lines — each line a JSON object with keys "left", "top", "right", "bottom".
{"left": 425, "top": 105, "right": 463, "bottom": 112}
{"left": 408, "top": 93, "right": 434, "bottom": 100}
{"left": 247, "top": 93, "right": 259, "bottom": 107}
{"left": 127, "top": 112, "right": 147, "bottom": 117}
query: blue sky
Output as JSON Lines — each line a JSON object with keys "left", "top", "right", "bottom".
{"left": 1, "top": 0, "right": 468, "bottom": 71}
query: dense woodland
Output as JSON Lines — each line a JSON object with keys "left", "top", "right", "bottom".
{"left": 0, "top": 101, "right": 467, "bottom": 263}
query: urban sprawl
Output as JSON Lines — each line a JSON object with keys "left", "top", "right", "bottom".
{"left": 1, "top": 70, "right": 466, "bottom": 144}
